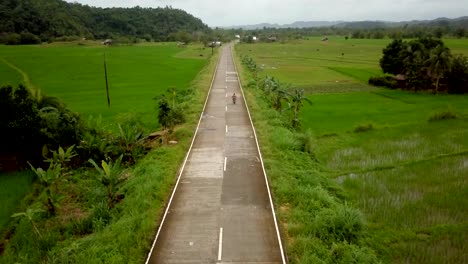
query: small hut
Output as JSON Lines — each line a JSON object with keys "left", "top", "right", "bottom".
{"left": 103, "top": 39, "right": 113, "bottom": 45}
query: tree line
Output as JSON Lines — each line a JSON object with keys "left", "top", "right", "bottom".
{"left": 0, "top": 0, "right": 210, "bottom": 44}
{"left": 220, "top": 17, "right": 468, "bottom": 42}
{"left": 369, "top": 38, "right": 468, "bottom": 94}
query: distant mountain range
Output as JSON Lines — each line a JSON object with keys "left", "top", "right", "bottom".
{"left": 223, "top": 16, "right": 468, "bottom": 30}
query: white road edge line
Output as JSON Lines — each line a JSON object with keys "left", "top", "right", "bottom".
{"left": 230, "top": 46, "right": 287, "bottom": 264}
{"left": 226, "top": 125, "right": 228, "bottom": 134}
{"left": 144, "top": 51, "right": 221, "bottom": 264}
{"left": 218, "top": 227, "right": 224, "bottom": 261}
{"left": 224, "top": 157, "right": 227, "bottom": 172}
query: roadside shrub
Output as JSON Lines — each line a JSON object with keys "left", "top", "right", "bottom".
{"left": 368, "top": 75, "right": 398, "bottom": 89}
{"left": 89, "top": 155, "right": 125, "bottom": 208}
{"left": 313, "top": 204, "right": 365, "bottom": 244}
{"left": 39, "top": 107, "right": 84, "bottom": 149}
{"left": 247, "top": 79, "right": 257, "bottom": 88}
{"left": 297, "top": 130, "right": 317, "bottom": 156}
{"left": 19, "top": 32, "right": 41, "bottom": 44}
{"left": 354, "top": 123, "right": 374, "bottom": 133}
{"left": 328, "top": 242, "right": 379, "bottom": 264}
{"left": 115, "top": 123, "right": 146, "bottom": 164}
{"left": 4, "top": 33, "right": 21, "bottom": 45}
{"left": 0, "top": 85, "right": 43, "bottom": 163}
{"left": 428, "top": 108, "right": 457, "bottom": 121}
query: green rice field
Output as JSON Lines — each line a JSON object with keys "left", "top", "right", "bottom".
{"left": 236, "top": 37, "right": 468, "bottom": 263}
{"left": 0, "top": 171, "right": 35, "bottom": 232}
{"left": 0, "top": 42, "right": 212, "bottom": 242}
{"left": 0, "top": 42, "right": 211, "bottom": 130}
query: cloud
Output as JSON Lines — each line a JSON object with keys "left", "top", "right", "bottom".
{"left": 64, "top": 0, "right": 468, "bottom": 26}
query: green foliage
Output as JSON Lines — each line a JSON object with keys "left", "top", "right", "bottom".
{"left": 242, "top": 55, "right": 261, "bottom": 80}
{"left": 0, "top": 84, "right": 84, "bottom": 167}
{"left": 43, "top": 145, "right": 77, "bottom": 167}
{"left": 428, "top": 108, "right": 457, "bottom": 121}
{"left": 11, "top": 208, "right": 45, "bottom": 238}
{"left": 116, "top": 123, "right": 146, "bottom": 163}
{"left": 89, "top": 155, "right": 125, "bottom": 208}
{"left": 297, "top": 130, "right": 317, "bottom": 156}
{"left": 28, "top": 162, "right": 62, "bottom": 215}
{"left": 0, "top": 84, "right": 43, "bottom": 160}
{"left": 368, "top": 75, "right": 398, "bottom": 89}
{"left": 354, "top": 123, "right": 374, "bottom": 133}
{"left": 259, "top": 75, "right": 290, "bottom": 111}
{"left": 380, "top": 39, "right": 408, "bottom": 75}
{"left": 287, "top": 88, "right": 313, "bottom": 129}
{"left": 28, "top": 162, "right": 61, "bottom": 188}
{"left": 446, "top": 54, "right": 468, "bottom": 94}
{"left": 0, "top": 0, "right": 210, "bottom": 43}
{"left": 313, "top": 204, "right": 366, "bottom": 244}
{"left": 156, "top": 93, "right": 186, "bottom": 133}
{"left": 378, "top": 37, "right": 468, "bottom": 93}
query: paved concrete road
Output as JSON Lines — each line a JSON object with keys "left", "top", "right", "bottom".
{"left": 146, "top": 45, "right": 285, "bottom": 264}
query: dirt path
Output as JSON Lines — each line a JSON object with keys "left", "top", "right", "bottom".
{"left": 145, "top": 44, "right": 286, "bottom": 263}
{"left": 1, "top": 57, "right": 36, "bottom": 91}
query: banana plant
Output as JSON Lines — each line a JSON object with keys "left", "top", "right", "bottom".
{"left": 287, "top": 88, "right": 313, "bottom": 129}
{"left": 44, "top": 145, "right": 77, "bottom": 167}
{"left": 11, "top": 208, "right": 45, "bottom": 238}
{"left": 28, "top": 162, "right": 62, "bottom": 215}
{"left": 28, "top": 162, "right": 62, "bottom": 188}
{"left": 89, "top": 155, "right": 124, "bottom": 208}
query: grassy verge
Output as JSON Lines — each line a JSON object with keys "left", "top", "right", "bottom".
{"left": 0, "top": 47, "right": 220, "bottom": 264}
{"left": 234, "top": 46, "right": 378, "bottom": 263}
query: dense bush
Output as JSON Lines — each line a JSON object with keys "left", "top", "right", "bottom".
{"left": 0, "top": 84, "right": 84, "bottom": 167}
{"left": 313, "top": 205, "right": 366, "bottom": 244}
{"left": 354, "top": 123, "right": 374, "bottom": 133}
{"left": 376, "top": 38, "right": 468, "bottom": 93}
{"left": 368, "top": 76, "right": 398, "bottom": 89}
{"left": 428, "top": 108, "right": 457, "bottom": 121}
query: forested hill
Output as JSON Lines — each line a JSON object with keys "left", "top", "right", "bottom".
{"left": 0, "top": 0, "right": 210, "bottom": 43}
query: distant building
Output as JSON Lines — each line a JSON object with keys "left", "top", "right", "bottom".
{"left": 267, "top": 36, "right": 277, "bottom": 42}
{"left": 235, "top": 34, "right": 241, "bottom": 39}
{"left": 208, "top": 41, "right": 222, "bottom": 47}
{"left": 103, "top": 39, "right": 113, "bottom": 45}
{"left": 252, "top": 36, "right": 258, "bottom": 41}
{"left": 321, "top": 37, "right": 329, "bottom": 42}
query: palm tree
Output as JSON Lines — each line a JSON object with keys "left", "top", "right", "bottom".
{"left": 426, "top": 45, "right": 452, "bottom": 93}
{"left": 288, "top": 89, "right": 312, "bottom": 129}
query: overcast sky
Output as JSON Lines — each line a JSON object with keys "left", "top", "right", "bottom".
{"left": 64, "top": 0, "right": 468, "bottom": 27}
